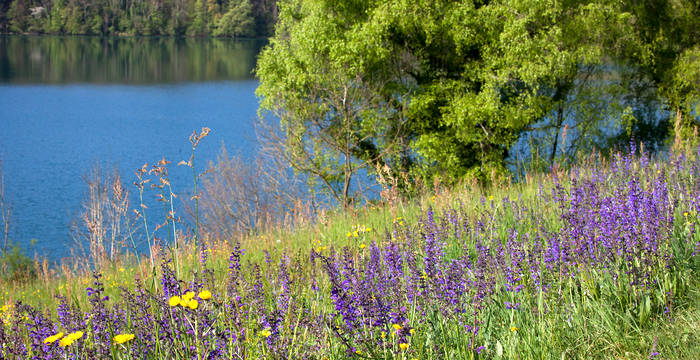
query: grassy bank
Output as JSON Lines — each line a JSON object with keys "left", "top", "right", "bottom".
{"left": 1, "top": 146, "right": 699, "bottom": 359}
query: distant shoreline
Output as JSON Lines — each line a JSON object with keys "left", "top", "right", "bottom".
{"left": 0, "top": 32, "right": 271, "bottom": 41}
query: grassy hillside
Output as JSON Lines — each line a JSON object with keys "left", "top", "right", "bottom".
{"left": 1, "top": 145, "right": 699, "bottom": 359}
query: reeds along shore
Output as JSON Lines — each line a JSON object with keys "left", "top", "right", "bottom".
{"left": 1, "top": 140, "right": 700, "bottom": 359}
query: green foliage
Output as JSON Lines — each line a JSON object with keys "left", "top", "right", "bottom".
{"left": 8, "top": 0, "right": 28, "bottom": 33}
{"left": 257, "top": 0, "right": 410, "bottom": 206}
{"left": 623, "top": 0, "right": 700, "bottom": 144}
{"left": 48, "top": 0, "right": 65, "bottom": 34}
{"left": 668, "top": 46, "right": 700, "bottom": 142}
{"left": 1, "top": 0, "right": 277, "bottom": 37}
{"left": 1, "top": 239, "right": 36, "bottom": 283}
{"left": 214, "top": 0, "right": 255, "bottom": 38}
{"left": 257, "top": 0, "right": 665, "bottom": 197}
{"left": 188, "top": 0, "right": 207, "bottom": 36}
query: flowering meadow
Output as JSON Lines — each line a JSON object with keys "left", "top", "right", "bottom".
{"left": 2, "top": 146, "right": 700, "bottom": 359}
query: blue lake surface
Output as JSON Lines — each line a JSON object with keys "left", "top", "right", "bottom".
{"left": 0, "top": 36, "right": 265, "bottom": 261}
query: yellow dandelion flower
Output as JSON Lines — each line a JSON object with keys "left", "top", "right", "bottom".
{"left": 187, "top": 299, "right": 199, "bottom": 310}
{"left": 346, "top": 232, "right": 352, "bottom": 237}
{"left": 43, "top": 332, "right": 64, "bottom": 344}
{"left": 410, "top": 328, "right": 415, "bottom": 335}
{"left": 259, "top": 328, "right": 272, "bottom": 338}
{"left": 359, "top": 244, "right": 366, "bottom": 249}
{"left": 381, "top": 331, "right": 386, "bottom": 338}
{"left": 68, "top": 331, "right": 84, "bottom": 340}
{"left": 169, "top": 295, "right": 181, "bottom": 307}
{"left": 113, "top": 333, "right": 135, "bottom": 344}
{"left": 198, "top": 290, "right": 212, "bottom": 300}
{"left": 399, "top": 343, "right": 409, "bottom": 350}
{"left": 510, "top": 326, "right": 518, "bottom": 332}
{"left": 392, "top": 324, "right": 403, "bottom": 331}
{"left": 59, "top": 332, "right": 83, "bottom": 348}
{"left": 183, "top": 291, "right": 196, "bottom": 301}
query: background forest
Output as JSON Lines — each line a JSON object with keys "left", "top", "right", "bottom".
{"left": 0, "top": 0, "right": 277, "bottom": 37}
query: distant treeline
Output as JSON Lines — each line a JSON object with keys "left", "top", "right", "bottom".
{"left": 0, "top": 0, "right": 277, "bottom": 37}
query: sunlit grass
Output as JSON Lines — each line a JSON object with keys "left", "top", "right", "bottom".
{"left": 1, "top": 144, "right": 699, "bottom": 359}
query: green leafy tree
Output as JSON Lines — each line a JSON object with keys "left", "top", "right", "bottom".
{"left": 614, "top": 1, "right": 698, "bottom": 149}
{"left": 189, "top": 0, "right": 206, "bottom": 36}
{"left": 214, "top": 0, "right": 254, "bottom": 38}
{"left": 8, "top": 0, "right": 29, "bottom": 33}
{"left": 206, "top": 0, "right": 220, "bottom": 33}
{"left": 48, "top": 0, "right": 66, "bottom": 34}
{"left": 90, "top": 13, "right": 103, "bottom": 34}
{"left": 257, "top": 1, "right": 411, "bottom": 206}
{"left": 169, "top": 0, "right": 189, "bottom": 35}
{"left": 257, "top": 0, "right": 649, "bottom": 191}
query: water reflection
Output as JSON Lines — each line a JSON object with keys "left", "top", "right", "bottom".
{"left": 0, "top": 35, "right": 266, "bottom": 83}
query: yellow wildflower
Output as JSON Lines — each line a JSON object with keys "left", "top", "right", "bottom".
{"left": 399, "top": 343, "right": 409, "bottom": 350}
{"left": 59, "top": 331, "right": 83, "bottom": 348}
{"left": 113, "top": 333, "right": 135, "bottom": 344}
{"left": 359, "top": 244, "right": 366, "bottom": 249}
{"left": 169, "top": 295, "right": 181, "bottom": 307}
{"left": 43, "top": 332, "right": 64, "bottom": 344}
{"left": 510, "top": 326, "right": 518, "bottom": 332}
{"left": 259, "top": 328, "right": 272, "bottom": 338}
{"left": 198, "top": 290, "right": 212, "bottom": 300}
{"left": 59, "top": 337, "right": 73, "bottom": 347}
{"left": 183, "top": 291, "right": 196, "bottom": 301}
{"left": 187, "top": 299, "right": 199, "bottom": 310}
{"left": 392, "top": 324, "right": 403, "bottom": 331}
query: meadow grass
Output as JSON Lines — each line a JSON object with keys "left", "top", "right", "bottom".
{"left": 1, "top": 144, "right": 699, "bottom": 359}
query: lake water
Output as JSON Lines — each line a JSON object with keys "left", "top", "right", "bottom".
{"left": 0, "top": 36, "right": 266, "bottom": 261}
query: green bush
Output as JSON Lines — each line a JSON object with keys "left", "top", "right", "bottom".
{"left": 1, "top": 239, "right": 36, "bottom": 283}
